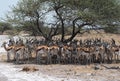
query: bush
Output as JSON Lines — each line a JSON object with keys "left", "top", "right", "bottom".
{"left": 104, "top": 26, "right": 118, "bottom": 33}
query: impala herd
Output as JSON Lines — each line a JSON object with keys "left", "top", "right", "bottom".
{"left": 2, "top": 37, "right": 120, "bottom": 65}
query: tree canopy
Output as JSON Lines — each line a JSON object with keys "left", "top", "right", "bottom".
{"left": 5, "top": 0, "right": 120, "bottom": 42}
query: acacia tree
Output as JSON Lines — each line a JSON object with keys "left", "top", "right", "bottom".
{"left": 6, "top": 0, "right": 120, "bottom": 42}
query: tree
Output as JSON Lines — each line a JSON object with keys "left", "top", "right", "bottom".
{"left": 5, "top": 0, "right": 120, "bottom": 43}
{"left": 0, "top": 22, "right": 12, "bottom": 33}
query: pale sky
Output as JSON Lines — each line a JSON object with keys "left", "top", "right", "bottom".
{"left": 0, "top": 0, "right": 19, "bottom": 19}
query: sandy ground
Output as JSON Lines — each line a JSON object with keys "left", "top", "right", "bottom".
{"left": 15, "top": 63, "right": 120, "bottom": 81}
{"left": 0, "top": 53, "right": 120, "bottom": 81}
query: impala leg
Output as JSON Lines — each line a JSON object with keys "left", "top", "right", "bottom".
{"left": 7, "top": 52, "right": 10, "bottom": 62}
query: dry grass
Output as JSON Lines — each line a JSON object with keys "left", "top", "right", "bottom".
{"left": 0, "top": 53, "right": 15, "bottom": 62}
{"left": 64, "top": 30, "right": 120, "bottom": 44}
{"left": 0, "top": 54, "right": 7, "bottom": 61}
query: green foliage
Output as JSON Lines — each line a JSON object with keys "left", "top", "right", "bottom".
{"left": 73, "top": 0, "right": 120, "bottom": 21}
{"left": 104, "top": 26, "right": 118, "bottom": 33}
{"left": 7, "top": 0, "right": 120, "bottom": 26}
{"left": 0, "top": 22, "right": 12, "bottom": 33}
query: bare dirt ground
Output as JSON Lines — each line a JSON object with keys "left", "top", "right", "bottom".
{"left": 1, "top": 58, "right": 120, "bottom": 81}
{"left": 0, "top": 53, "right": 120, "bottom": 81}
{"left": 17, "top": 63, "right": 120, "bottom": 81}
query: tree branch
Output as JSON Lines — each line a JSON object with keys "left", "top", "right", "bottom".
{"left": 54, "top": 3, "right": 65, "bottom": 42}
{"left": 63, "top": 18, "right": 93, "bottom": 43}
